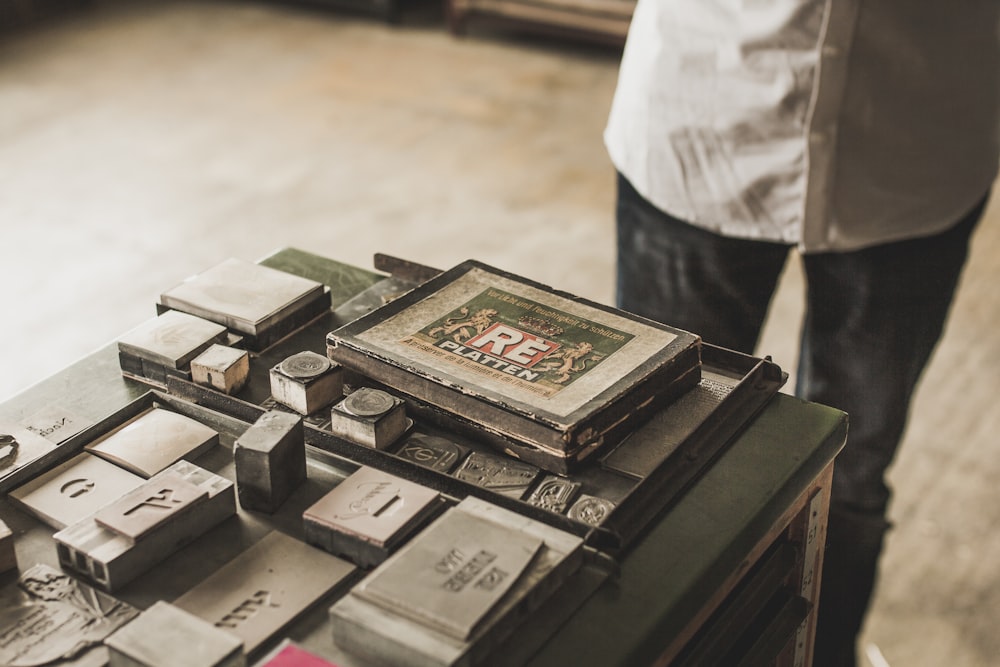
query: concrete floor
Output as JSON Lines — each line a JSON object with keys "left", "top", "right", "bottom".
{"left": 2, "top": 2, "right": 999, "bottom": 665}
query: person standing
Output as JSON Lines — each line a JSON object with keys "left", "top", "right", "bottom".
{"left": 605, "top": 2, "right": 999, "bottom": 665}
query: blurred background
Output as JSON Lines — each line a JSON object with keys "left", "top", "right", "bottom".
{"left": 1, "top": 2, "right": 998, "bottom": 665}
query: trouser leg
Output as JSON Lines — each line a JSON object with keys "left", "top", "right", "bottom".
{"left": 800, "top": 197, "right": 986, "bottom": 667}
{"left": 615, "top": 172, "right": 789, "bottom": 351}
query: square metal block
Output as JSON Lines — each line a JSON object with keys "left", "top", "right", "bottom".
{"left": 269, "top": 352, "right": 344, "bottom": 415}
{"left": 191, "top": 344, "right": 250, "bottom": 395}
{"left": 328, "top": 388, "right": 408, "bottom": 450}
{"left": 233, "top": 411, "right": 306, "bottom": 514}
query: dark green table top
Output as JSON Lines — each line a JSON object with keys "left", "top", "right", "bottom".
{"left": 0, "top": 248, "right": 847, "bottom": 667}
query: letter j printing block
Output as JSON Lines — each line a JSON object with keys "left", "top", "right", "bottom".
{"left": 233, "top": 411, "right": 306, "bottom": 514}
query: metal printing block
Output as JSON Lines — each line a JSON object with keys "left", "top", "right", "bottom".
{"left": 394, "top": 433, "right": 470, "bottom": 473}
{"left": 0, "top": 563, "right": 138, "bottom": 667}
{"left": 173, "top": 530, "right": 356, "bottom": 657}
{"left": 117, "top": 310, "right": 230, "bottom": 383}
{"left": 351, "top": 505, "right": 545, "bottom": 640}
{"left": 452, "top": 451, "right": 540, "bottom": 500}
{"left": 158, "top": 257, "right": 330, "bottom": 350}
{"left": 85, "top": 407, "right": 220, "bottom": 478}
{"left": 105, "top": 600, "right": 245, "bottom": 667}
{"left": 525, "top": 475, "right": 582, "bottom": 514}
{"left": 0, "top": 518, "right": 15, "bottom": 573}
{"left": 191, "top": 344, "right": 250, "bottom": 395}
{"left": 234, "top": 410, "right": 306, "bottom": 514}
{"left": 92, "top": 470, "right": 209, "bottom": 542}
{"left": 303, "top": 465, "right": 443, "bottom": 567}
{"left": 328, "top": 388, "right": 408, "bottom": 450}
{"left": 330, "top": 496, "right": 586, "bottom": 667}
{"left": 53, "top": 460, "right": 236, "bottom": 592}
{"left": 566, "top": 494, "right": 617, "bottom": 526}
{"left": 8, "top": 452, "right": 145, "bottom": 529}
{"left": 269, "top": 351, "right": 344, "bottom": 415}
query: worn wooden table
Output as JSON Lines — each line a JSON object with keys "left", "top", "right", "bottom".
{"left": 0, "top": 248, "right": 846, "bottom": 666}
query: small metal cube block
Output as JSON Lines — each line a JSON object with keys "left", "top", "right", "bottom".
{"left": 191, "top": 344, "right": 250, "bottom": 395}
{"left": 106, "top": 600, "right": 245, "bottom": 667}
{"left": 0, "top": 518, "right": 16, "bottom": 573}
{"left": 269, "top": 352, "right": 343, "bottom": 415}
{"left": 329, "top": 388, "right": 408, "bottom": 450}
{"left": 233, "top": 411, "right": 306, "bottom": 513}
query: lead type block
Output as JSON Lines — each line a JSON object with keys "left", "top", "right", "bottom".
{"left": 106, "top": 600, "right": 245, "bottom": 667}
{"left": 191, "top": 344, "right": 250, "bottom": 395}
{"left": 233, "top": 411, "right": 305, "bottom": 514}
{"left": 328, "top": 388, "right": 408, "bottom": 450}
{"left": 270, "top": 352, "right": 344, "bottom": 415}
{"left": 53, "top": 460, "right": 236, "bottom": 592}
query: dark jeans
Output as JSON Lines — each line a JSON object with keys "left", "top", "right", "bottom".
{"left": 615, "top": 172, "right": 985, "bottom": 667}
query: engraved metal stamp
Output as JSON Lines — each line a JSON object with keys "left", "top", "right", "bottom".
{"left": 395, "top": 433, "right": 469, "bottom": 473}
{"left": 526, "top": 475, "right": 582, "bottom": 513}
{"left": 452, "top": 451, "right": 540, "bottom": 499}
{"left": 567, "top": 494, "right": 616, "bottom": 525}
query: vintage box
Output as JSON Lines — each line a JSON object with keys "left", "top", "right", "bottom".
{"left": 159, "top": 258, "right": 332, "bottom": 351}
{"left": 327, "top": 260, "right": 700, "bottom": 473}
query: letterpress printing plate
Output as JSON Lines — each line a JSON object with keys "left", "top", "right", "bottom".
{"left": 159, "top": 257, "right": 326, "bottom": 336}
{"left": 8, "top": 452, "right": 145, "bottom": 529}
{"left": 351, "top": 506, "right": 545, "bottom": 640}
{"left": 173, "top": 530, "right": 357, "bottom": 656}
{"left": 304, "top": 466, "right": 441, "bottom": 548}
{"left": 452, "top": 451, "right": 540, "bottom": 499}
{"left": 0, "top": 564, "right": 138, "bottom": 667}
{"left": 118, "top": 309, "right": 229, "bottom": 369}
{"left": 105, "top": 601, "right": 244, "bottom": 667}
{"left": 85, "top": 407, "right": 219, "bottom": 478}
{"left": 93, "top": 471, "right": 209, "bottom": 541}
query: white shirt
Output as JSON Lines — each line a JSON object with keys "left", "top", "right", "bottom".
{"left": 605, "top": 0, "right": 1000, "bottom": 252}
